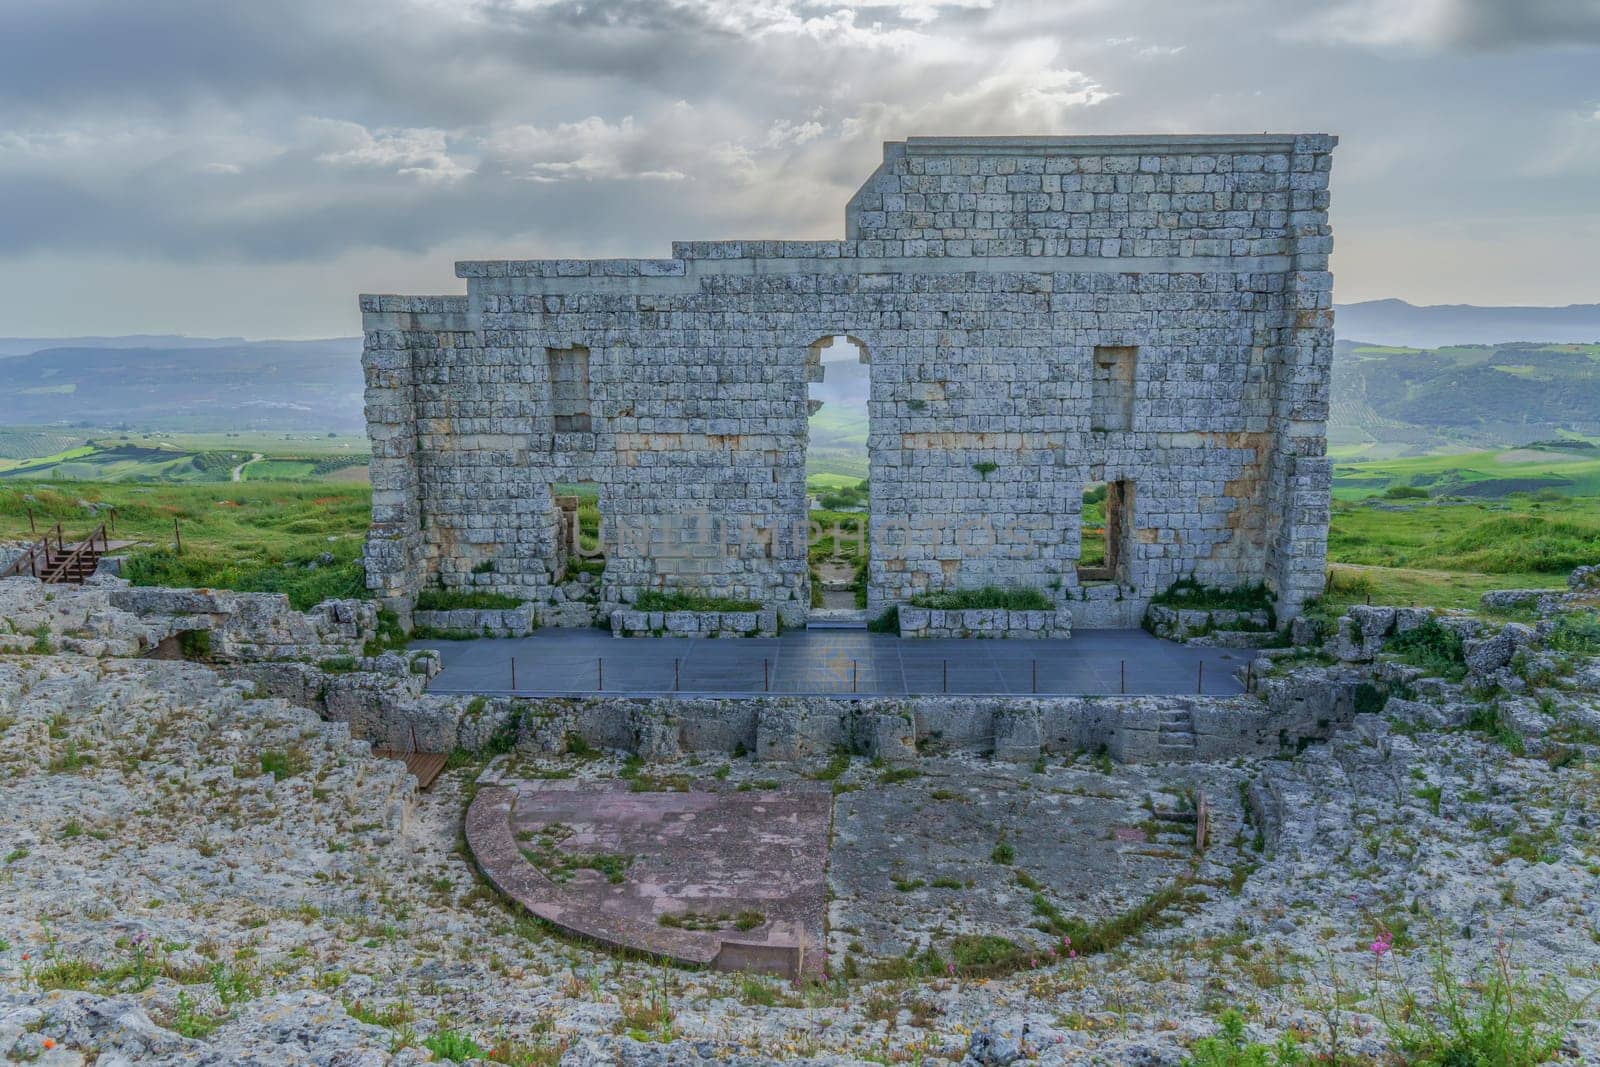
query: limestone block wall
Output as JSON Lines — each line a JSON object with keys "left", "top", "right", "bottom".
{"left": 361, "top": 134, "right": 1336, "bottom": 627}
{"left": 896, "top": 606, "right": 1071, "bottom": 639}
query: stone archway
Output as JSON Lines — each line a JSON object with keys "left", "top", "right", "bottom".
{"left": 804, "top": 335, "right": 871, "bottom": 625}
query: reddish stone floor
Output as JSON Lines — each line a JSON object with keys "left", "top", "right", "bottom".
{"left": 466, "top": 778, "right": 830, "bottom": 978}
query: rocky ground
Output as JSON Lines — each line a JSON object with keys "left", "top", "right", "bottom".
{"left": 3, "top": 592, "right": 1600, "bottom": 1063}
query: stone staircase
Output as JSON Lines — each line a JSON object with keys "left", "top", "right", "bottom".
{"left": 1157, "top": 706, "right": 1197, "bottom": 754}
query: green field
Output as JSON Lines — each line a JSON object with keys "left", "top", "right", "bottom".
{"left": 806, "top": 405, "right": 869, "bottom": 480}
{"left": 3, "top": 437, "right": 1596, "bottom": 618}
{"left": 0, "top": 426, "right": 369, "bottom": 484}
{"left": 1331, "top": 445, "right": 1600, "bottom": 501}
{"left": 0, "top": 480, "right": 370, "bottom": 610}
{"left": 0, "top": 429, "right": 88, "bottom": 461}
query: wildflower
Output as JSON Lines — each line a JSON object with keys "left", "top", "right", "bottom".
{"left": 42, "top": 1039, "right": 55, "bottom": 1049}
{"left": 1370, "top": 930, "right": 1393, "bottom": 958}
{"left": 946, "top": 962, "right": 955, "bottom": 977}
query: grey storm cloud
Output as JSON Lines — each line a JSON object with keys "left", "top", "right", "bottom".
{"left": 0, "top": 0, "right": 1135, "bottom": 261}
{"left": 0, "top": 0, "right": 1598, "bottom": 333}
{"left": 1297, "top": 0, "right": 1600, "bottom": 51}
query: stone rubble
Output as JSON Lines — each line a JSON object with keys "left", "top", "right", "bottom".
{"left": 2, "top": 563, "right": 1598, "bottom": 1064}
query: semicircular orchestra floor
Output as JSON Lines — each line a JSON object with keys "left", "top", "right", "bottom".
{"left": 466, "top": 752, "right": 1248, "bottom": 979}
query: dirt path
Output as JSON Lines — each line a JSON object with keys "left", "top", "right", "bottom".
{"left": 230, "top": 452, "right": 264, "bottom": 481}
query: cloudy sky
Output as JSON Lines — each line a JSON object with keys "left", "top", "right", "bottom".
{"left": 1, "top": 0, "right": 1597, "bottom": 338}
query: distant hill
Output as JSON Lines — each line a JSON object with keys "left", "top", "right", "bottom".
{"left": 1334, "top": 299, "right": 1600, "bottom": 349}
{"left": 1330, "top": 340, "right": 1600, "bottom": 455}
{"left": 0, "top": 338, "right": 364, "bottom": 431}
{"left": 6, "top": 304, "right": 1600, "bottom": 456}
{"left": 0, "top": 334, "right": 252, "bottom": 357}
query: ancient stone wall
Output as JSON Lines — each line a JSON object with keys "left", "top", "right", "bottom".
{"left": 362, "top": 134, "right": 1335, "bottom": 627}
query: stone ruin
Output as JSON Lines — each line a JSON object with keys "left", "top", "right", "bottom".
{"left": 360, "top": 133, "right": 1337, "bottom": 631}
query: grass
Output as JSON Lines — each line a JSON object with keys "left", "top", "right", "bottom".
{"left": 1332, "top": 447, "right": 1600, "bottom": 502}
{"left": 632, "top": 590, "right": 760, "bottom": 613}
{"left": 1184, "top": 1010, "right": 1304, "bottom": 1066}
{"left": 1318, "top": 491, "right": 1600, "bottom": 612}
{"left": 1329, "top": 496, "right": 1600, "bottom": 575}
{"left": 0, "top": 479, "right": 370, "bottom": 612}
{"left": 422, "top": 1031, "right": 488, "bottom": 1062}
{"left": 1151, "top": 578, "right": 1275, "bottom": 614}
{"left": 1543, "top": 610, "right": 1600, "bottom": 654}
{"left": 414, "top": 589, "right": 524, "bottom": 611}
{"left": 0, "top": 427, "right": 368, "bottom": 482}
{"left": 909, "top": 586, "right": 1052, "bottom": 611}
{"left": 1383, "top": 618, "right": 1467, "bottom": 681}
{"left": 6, "top": 444, "right": 1596, "bottom": 623}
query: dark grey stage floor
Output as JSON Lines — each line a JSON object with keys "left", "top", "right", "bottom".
{"left": 411, "top": 627, "right": 1254, "bottom": 698}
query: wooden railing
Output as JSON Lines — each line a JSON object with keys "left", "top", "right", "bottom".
{"left": 39, "top": 521, "right": 109, "bottom": 584}
{"left": 0, "top": 524, "right": 62, "bottom": 580}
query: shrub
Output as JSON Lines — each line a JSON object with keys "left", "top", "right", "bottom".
{"left": 866, "top": 605, "right": 899, "bottom": 633}
{"left": 177, "top": 629, "right": 212, "bottom": 661}
{"left": 1183, "top": 1010, "right": 1304, "bottom": 1066}
{"left": 124, "top": 546, "right": 367, "bottom": 612}
{"left": 257, "top": 749, "right": 308, "bottom": 781}
{"left": 1152, "top": 577, "right": 1275, "bottom": 618}
{"left": 1543, "top": 611, "right": 1600, "bottom": 655}
{"left": 1377, "top": 930, "right": 1594, "bottom": 1066}
{"left": 908, "top": 586, "right": 1052, "bottom": 611}
{"left": 1385, "top": 619, "right": 1467, "bottom": 681}
{"left": 1437, "top": 515, "right": 1600, "bottom": 575}
{"left": 1324, "top": 566, "right": 1376, "bottom": 599}
{"left": 632, "top": 590, "right": 760, "bottom": 613}
{"left": 414, "top": 589, "right": 524, "bottom": 611}
{"left": 949, "top": 934, "right": 1021, "bottom": 970}
{"left": 423, "top": 1031, "right": 487, "bottom": 1062}
{"left": 362, "top": 609, "right": 408, "bottom": 657}
{"left": 1353, "top": 682, "right": 1390, "bottom": 716}
{"left": 1464, "top": 703, "right": 1525, "bottom": 755}
{"left": 1382, "top": 485, "right": 1430, "bottom": 500}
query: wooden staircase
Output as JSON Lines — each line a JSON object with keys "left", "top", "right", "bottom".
{"left": 1, "top": 519, "right": 113, "bottom": 585}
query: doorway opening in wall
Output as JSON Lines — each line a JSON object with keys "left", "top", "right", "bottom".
{"left": 806, "top": 336, "right": 870, "bottom": 617}
{"left": 1078, "top": 479, "right": 1132, "bottom": 584}
{"left": 553, "top": 481, "right": 605, "bottom": 583}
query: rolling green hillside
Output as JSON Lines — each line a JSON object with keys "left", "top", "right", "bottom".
{"left": 0, "top": 429, "right": 369, "bottom": 483}
{"left": 1331, "top": 443, "right": 1600, "bottom": 501}
{"left": 1331, "top": 341, "right": 1600, "bottom": 456}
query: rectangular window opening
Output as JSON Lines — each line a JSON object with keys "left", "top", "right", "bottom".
{"left": 548, "top": 344, "right": 592, "bottom": 433}
{"left": 1090, "top": 345, "right": 1137, "bottom": 432}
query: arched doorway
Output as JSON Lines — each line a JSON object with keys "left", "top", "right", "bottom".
{"left": 805, "top": 336, "right": 870, "bottom": 624}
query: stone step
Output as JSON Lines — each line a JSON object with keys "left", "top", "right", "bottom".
{"left": 807, "top": 608, "right": 868, "bottom": 630}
